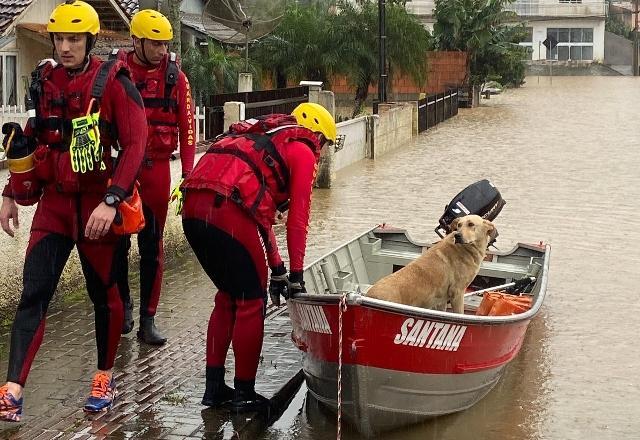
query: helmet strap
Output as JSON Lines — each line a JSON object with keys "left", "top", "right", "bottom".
{"left": 134, "top": 38, "right": 155, "bottom": 67}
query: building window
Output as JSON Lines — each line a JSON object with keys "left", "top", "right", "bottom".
{"left": 0, "top": 53, "right": 18, "bottom": 106}
{"left": 546, "top": 28, "right": 594, "bottom": 61}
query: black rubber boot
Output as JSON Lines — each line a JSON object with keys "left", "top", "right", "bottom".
{"left": 202, "top": 367, "right": 235, "bottom": 407}
{"left": 230, "top": 378, "right": 270, "bottom": 413}
{"left": 137, "top": 316, "right": 167, "bottom": 345}
{"left": 121, "top": 300, "right": 134, "bottom": 334}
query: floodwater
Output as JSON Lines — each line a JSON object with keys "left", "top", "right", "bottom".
{"left": 262, "top": 76, "right": 640, "bottom": 440}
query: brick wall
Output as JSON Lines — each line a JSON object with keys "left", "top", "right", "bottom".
{"left": 328, "top": 51, "right": 468, "bottom": 97}
{"left": 259, "top": 51, "right": 468, "bottom": 98}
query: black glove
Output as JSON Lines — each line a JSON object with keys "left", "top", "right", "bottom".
{"left": 2, "top": 123, "right": 35, "bottom": 159}
{"left": 288, "top": 271, "right": 306, "bottom": 296}
{"left": 269, "top": 263, "right": 289, "bottom": 306}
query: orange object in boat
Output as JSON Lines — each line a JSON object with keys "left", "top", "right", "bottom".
{"left": 476, "top": 292, "right": 533, "bottom": 316}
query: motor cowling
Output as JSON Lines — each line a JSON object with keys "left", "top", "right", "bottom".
{"left": 435, "top": 179, "right": 505, "bottom": 238}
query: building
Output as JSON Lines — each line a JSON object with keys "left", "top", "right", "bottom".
{"left": 0, "top": 0, "right": 223, "bottom": 108}
{"left": 0, "top": 0, "right": 132, "bottom": 108}
{"left": 405, "top": 0, "right": 607, "bottom": 63}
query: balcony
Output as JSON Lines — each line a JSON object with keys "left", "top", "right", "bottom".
{"left": 505, "top": 1, "right": 607, "bottom": 18}
{"left": 404, "top": 0, "right": 606, "bottom": 19}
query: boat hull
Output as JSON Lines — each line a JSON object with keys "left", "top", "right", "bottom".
{"left": 304, "top": 356, "right": 505, "bottom": 436}
{"left": 288, "top": 298, "right": 532, "bottom": 436}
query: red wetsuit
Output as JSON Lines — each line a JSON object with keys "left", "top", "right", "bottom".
{"left": 2, "top": 56, "right": 146, "bottom": 385}
{"left": 115, "top": 50, "right": 195, "bottom": 320}
{"left": 182, "top": 119, "right": 319, "bottom": 383}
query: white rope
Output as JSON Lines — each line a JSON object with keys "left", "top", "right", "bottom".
{"left": 337, "top": 293, "right": 348, "bottom": 440}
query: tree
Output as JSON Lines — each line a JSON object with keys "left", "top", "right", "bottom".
{"left": 181, "top": 40, "right": 246, "bottom": 106}
{"left": 432, "top": 0, "right": 526, "bottom": 86}
{"left": 163, "top": 0, "right": 183, "bottom": 55}
{"left": 251, "top": 2, "right": 340, "bottom": 87}
{"left": 253, "top": 1, "right": 431, "bottom": 117}
{"left": 333, "top": 0, "right": 431, "bottom": 117}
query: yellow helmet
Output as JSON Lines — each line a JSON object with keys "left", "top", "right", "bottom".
{"left": 291, "top": 103, "right": 337, "bottom": 143}
{"left": 47, "top": 0, "right": 100, "bottom": 35}
{"left": 130, "top": 9, "right": 173, "bottom": 40}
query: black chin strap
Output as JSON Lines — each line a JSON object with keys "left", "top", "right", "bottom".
{"left": 136, "top": 39, "right": 154, "bottom": 66}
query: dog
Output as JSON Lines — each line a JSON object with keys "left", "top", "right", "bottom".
{"left": 366, "top": 215, "right": 497, "bottom": 314}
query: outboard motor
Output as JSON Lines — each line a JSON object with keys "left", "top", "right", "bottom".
{"left": 435, "top": 179, "right": 506, "bottom": 239}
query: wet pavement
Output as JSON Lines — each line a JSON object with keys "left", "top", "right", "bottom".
{"left": 2, "top": 76, "right": 640, "bottom": 439}
{"left": 0, "top": 254, "right": 303, "bottom": 439}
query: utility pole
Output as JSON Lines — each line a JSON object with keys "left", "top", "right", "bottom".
{"left": 378, "top": 0, "right": 387, "bottom": 103}
{"left": 635, "top": 0, "right": 639, "bottom": 76}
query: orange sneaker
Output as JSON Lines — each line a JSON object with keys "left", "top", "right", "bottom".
{"left": 0, "top": 385, "right": 23, "bottom": 422}
{"left": 83, "top": 373, "right": 117, "bottom": 413}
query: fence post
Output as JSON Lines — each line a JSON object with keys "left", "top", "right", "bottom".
{"left": 318, "top": 90, "right": 336, "bottom": 119}
{"left": 300, "top": 80, "right": 323, "bottom": 104}
{"left": 223, "top": 101, "right": 245, "bottom": 129}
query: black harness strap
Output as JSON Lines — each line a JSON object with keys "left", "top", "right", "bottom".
{"left": 143, "top": 97, "right": 178, "bottom": 110}
{"left": 91, "top": 59, "right": 117, "bottom": 104}
{"left": 164, "top": 52, "right": 179, "bottom": 112}
{"left": 242, "top": 133, "right": 290, "bottom": 192}
{"left": 207, "top": 147, "right": 268, "bottom": 215}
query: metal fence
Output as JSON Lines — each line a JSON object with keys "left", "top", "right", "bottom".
{"left": 417, "top": 88, "right": 459, "bottom": 133}
{"left": 206, "top": 86, "right": 309, "bottom": 138}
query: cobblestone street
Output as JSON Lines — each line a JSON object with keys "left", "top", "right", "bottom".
{"left": 0, "top": 251, "right": 303, "bottom": 439}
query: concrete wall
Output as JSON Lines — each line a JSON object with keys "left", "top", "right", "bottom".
{"left": 604, "top": 31, "right": 633, "bottom": 66}
{"left": 372, "top": 103, "right": 416, "bottom": 159}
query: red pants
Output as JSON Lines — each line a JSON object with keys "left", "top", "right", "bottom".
{"left": 182, "top": 191, "right": 268, "bottom": 381}
{"left": 118, "top": 158, "right": 170, "bottom": 317}
{"left": 7, "top": 186, "right": 125, "bottom": 386}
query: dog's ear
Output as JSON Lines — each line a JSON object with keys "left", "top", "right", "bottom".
{"left": 484, "top": 220, "right": 498, "bottom": 240}
{"left": 449, "top": 218, "right": 460, "bottom": 233}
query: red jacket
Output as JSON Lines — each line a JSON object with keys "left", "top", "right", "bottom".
{"left": 2, "top": 56, "right": 146, "bottom": 202}
{"left": 123, "top": 50, "right": 195, "bottom": 176}
{"left": 183, "top": 116, "right": 321, "bottom": 272}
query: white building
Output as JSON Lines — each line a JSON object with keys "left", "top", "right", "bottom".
{"left": 405, "top": 0, "right": 607, "bottom": 63}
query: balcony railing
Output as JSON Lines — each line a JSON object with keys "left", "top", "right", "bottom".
{"left": 505, "top": 1, "right": 607, "bottom": 17}
{"left": 404, "top": 0, "right": 606, "bottom": 18}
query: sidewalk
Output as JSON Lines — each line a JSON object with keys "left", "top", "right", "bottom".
{"left": 0, "top": 250, "right": 303, "bottom": 439}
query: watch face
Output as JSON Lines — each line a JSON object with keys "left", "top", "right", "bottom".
{"left": 105, "top": 195, "right": 116, "bottom": 206}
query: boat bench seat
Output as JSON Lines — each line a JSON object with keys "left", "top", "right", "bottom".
{"left": 368, "top": 248, "right": 532, "bottom": 280}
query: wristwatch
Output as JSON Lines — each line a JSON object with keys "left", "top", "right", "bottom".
{"left": 103, "top": 193, "right": 121, "bottom": 208}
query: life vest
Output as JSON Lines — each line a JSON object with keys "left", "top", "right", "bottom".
{"left": 182, "top": 114, "right": 322, "bottom": 230}
{"left": 25, "top": 56, "right": 126, "bottom": 193}
{"left": 111, "top": 49, "right": 180, "bottom": 158}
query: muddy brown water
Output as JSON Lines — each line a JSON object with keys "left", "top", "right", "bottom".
{"left": 262, "top": 76, "right": 640, "bottom": 440}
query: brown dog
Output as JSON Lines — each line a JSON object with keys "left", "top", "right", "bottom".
{"left": 367, "top": 215, "right": 497, "bottom": 313}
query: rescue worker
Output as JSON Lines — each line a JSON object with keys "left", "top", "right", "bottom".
{"left": 0, "top": 0, "right": 147, "bottom": 421}
{"left": 180, "top": 103, "right": 340, "bottom": 412}
{"left": 113, "top": 9, "right": 196, "bottom": 345}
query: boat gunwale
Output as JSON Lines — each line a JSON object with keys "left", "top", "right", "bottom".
{"left": 297, "top": 227, "right": 550, "bottom": 326}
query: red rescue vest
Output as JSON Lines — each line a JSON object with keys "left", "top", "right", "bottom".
{"left": 182, "top": 114, "right": 322, "bottom": 230}
{"left": 111, "top": 49, "right": 180, "bottom": 157}
{"left": 29, "top": 56, "right": 126, "bottom": 193}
